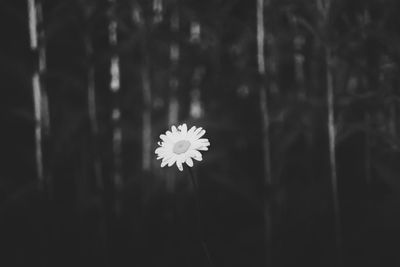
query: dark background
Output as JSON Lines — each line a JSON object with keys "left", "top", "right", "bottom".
{"left": 1, "top": 0, "right": 400, "bottom": 266}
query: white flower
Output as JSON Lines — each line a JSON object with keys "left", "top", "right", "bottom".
{"left": 155, "top": 123, "right": 210, "bottom": 171}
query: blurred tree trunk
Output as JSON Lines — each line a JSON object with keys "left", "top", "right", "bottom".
{"left": 189, "top": 21, "right": 204, "bottom": 119}
{"left": 141, "top": 54, "right": 152, "bottom": 172}
{"left": 140, "top": 0, "right": 165, "bottom": 173}
{"left": 325, "top": 46, "right": 343, "bottom": 267}
{"left": 360, "top": 8, "right": 373, "bottom": 186}
{"left": 257, "top": 0, "right": 273, "bottom": 266}
{"left": 364, "top": 113, "right": 372, "bottom": 185}
{"left": 82, "top": 3, "right": 103, "bottom": 191}
{"left": 293, "top": 30, "right": 306, "bottom": 101}
{"left": 388, "top": 101, "right": 398, "bottom": 139}
{"left": 317, "top": 0, "right": 343, "bottom": 266}
{"left": 383, "top": 57, "right": 398, "bottom": 142}
{"left": 190, "top": 66, "right": 205, "bottom": 120}
{"left": 266, "top": 34, "right": 278, "bottom": 96}
{"left": 108, "top": 0, "right": 122, "bottom": 215}
{"left": 379, "top": 54, "right": 398, "bottom": 147}
{"left": 27, "top": 0, "right": 51, "bottom": 193}
{"left": 153, "top": 0, "right": 163, "bottom": 23}
{"left": 100, "top": 0, "right": 123, "bottom": 264}
{"left": 166, "top": 5, "right": 180, "bottom": 193}
{"left": 168, "top": 7, "right": 180, "bottom": 127}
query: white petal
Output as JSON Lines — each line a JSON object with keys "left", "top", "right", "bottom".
{"left": 197, "top": 146, "right": 208, "bottom": 151}
{"left": 185, "top": 157, "right": 193, "bottom": 167}
{"left": 155, "top": 147, "right": 164, "bottom": 154}
{"left": 161, "top": 160, "right": 168, "bottom": 167}
{"left": 191, "top": 150, "right": 203, "bottom": 161}
{"left": 166, "top": 131, "right": 173, "bottom": 139}
{"left": 168, "top": 156, "right": 177, "bottom": 167}
{"left": 160, "top": 134, "right": 168, "bottom": 142}
{"left": 192, "top": 139, "right": 210, "bottom": 147}
{"left": 176, "top": 160, "right": 183, "bottom": 171}
{"left": 196, "top": 129, "right": 206, "bottom": 139}
{"left": 166, "top": 130, "right": 178, "bottom": 142}
{"left": 193, "top": 127, "right": 203, "bottom": 137}
{"left": 171, "top": 125, "right": 178, "bottom": 133}
{"left": 191, "top": 140, "right": 210, "bottom": 150}
{"left": 180, "top": 124, "right": 187, "bottom": 134}
{"left": 193, "top": 156, "right": 202, "bottom": 161}
{"left": 186, "top": 128, "right": 196, "bottom": 140}
{"left": 161, "top": 153, "right": 174, "bottom": 163}
{"left": 201, "top": 142, "right": 210, "bottom": 147}
{"left": 188, "top": 126, "right": 196, "bottom": 135}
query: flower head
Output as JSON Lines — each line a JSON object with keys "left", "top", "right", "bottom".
{"left": 155, "top": 123, "right": 210, "bottom": 171}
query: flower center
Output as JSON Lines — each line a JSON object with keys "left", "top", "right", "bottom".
{"left": 173, "top": 140, "right": 191, "bottom": 154}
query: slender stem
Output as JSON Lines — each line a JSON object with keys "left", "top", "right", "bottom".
{"left": 187, "top": 167, "right": 214, "bottom": 267}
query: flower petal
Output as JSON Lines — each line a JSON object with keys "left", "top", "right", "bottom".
{"left": 161, "top": 160, "right": 168, "bottom": 167}
{"left": 176, "top": 160, "right": 183, "bottom": 171}
{"left": 167, "top": 156, "right": 177, "bottom": 167}
{"left": 160, "top": 134, "right": 168, "bottom": 142}
{"left": 196, "top": 129, "right": 206, "bottom": 139}
{"left": 185, "top": 157, "right": 193, "bottom": 167}
{"left": 161, "top": 153, "right": 174, "bottom": 163}
{"left": 188, "top": 126, "right": 196, "bottom": 135}
{"left": 155, "top": 147, "right": 164, "bottom": 154}
{"left": 166, "top": 130, "right": 179, "bottom": 142}
{"left": 191, "top": 140, "right": 210, "bottom": 150}
{"left": 191, "top": 150, "right": 203, "bottom": 161}
{"left": 166, "top": 131, "right": 173, "bottom": 139}
{"left": 193, "top": 127, "right": 203, "bottom": 137}
{"left": 180, "top": 124, "right": 187, "bottom": 134}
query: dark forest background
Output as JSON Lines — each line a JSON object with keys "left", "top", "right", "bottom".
{"left": 1, "top": 0, "right": 400, "bottom": 266}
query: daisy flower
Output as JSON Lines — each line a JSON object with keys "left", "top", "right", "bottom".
{"left": 155, "top": 123, "right": 210, "bottom": 171}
